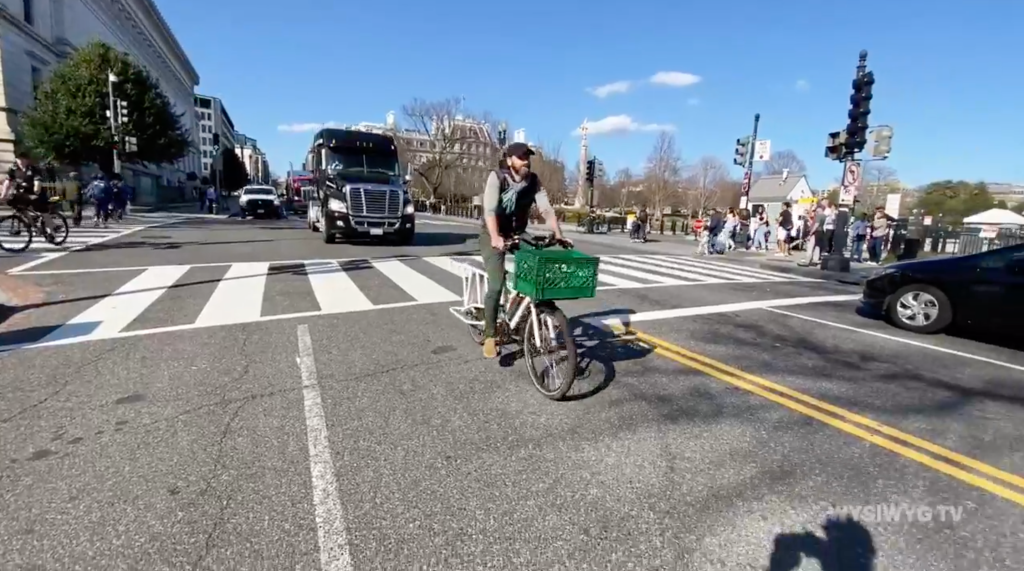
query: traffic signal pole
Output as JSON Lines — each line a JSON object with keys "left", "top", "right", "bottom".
{"left": 737, "top": 113, "right": 760, "bottom": 211}
{"left": 828, "top": 50, "right": 869, "bottom": 271}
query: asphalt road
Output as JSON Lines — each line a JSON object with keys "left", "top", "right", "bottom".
{"left": 0, "top": 213, "right": 1021, "bottom": 570}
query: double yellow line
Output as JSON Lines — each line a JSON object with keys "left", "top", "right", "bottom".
{"left": 620, "top": 327, "right": 1024, "bottom": 507}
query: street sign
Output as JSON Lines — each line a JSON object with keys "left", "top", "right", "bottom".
{"left": 842, "top": 161, "right": 861, "bottom": 187}
{"left": 753, "top": 140, "right": 771, "bottom": 162}
{"left": 741, "top": 170, "right": 751, "bottom": 193}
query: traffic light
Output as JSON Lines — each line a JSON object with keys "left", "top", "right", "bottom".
{"left": 845, "top": 70, "right": 874, "bottom": 155}
{"left": 733, "top": 136, "right": 750, "bottom": 166}
{"left": 824, "top": 131, "right": 847, "bottom": 161}
{"left": 585, "top": 158, "right": 595, "bottom": 183}
{"left": 594, "top": 158, "right": 605, "bottom": 180}
{"left": 871, "top": 126, "right": 893, "bottom": 158}
{"left": 212, "top": 133, "right": 220, "bottom": 148}
{"left": 116, "top": 99, "right": 129, "bottom": 125}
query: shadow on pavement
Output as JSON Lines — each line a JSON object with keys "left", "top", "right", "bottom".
{"left": 767, "top": 516, "right": 876, "bottom": 570}
{"left": 855, "top": 304, "right": 1024, "bottom": 353}
{"left": 685, "top": 314, "right": 1024, "bottom": 415}
{"left": 565, "top": 309, "right": 653, "bottom": 400}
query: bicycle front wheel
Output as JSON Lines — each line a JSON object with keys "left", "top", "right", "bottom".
{"left": 46, "top": 212, "right": 70, "bottom": 246}
{"left": 0, "top": 214, "right": 33, "bottom": 253}
{"left": 523, "top": 305, "right": 578, "bottom": 400}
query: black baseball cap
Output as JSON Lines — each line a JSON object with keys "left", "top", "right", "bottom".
{"left": 506, "top": 142, "right": 535, "bottom": 160}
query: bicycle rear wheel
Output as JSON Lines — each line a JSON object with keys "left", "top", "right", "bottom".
{"left": 523, "top": 305, "right": 577, "bottom": 400}
{"left": 0, "top": 214, "right": 33, "bottom": 253}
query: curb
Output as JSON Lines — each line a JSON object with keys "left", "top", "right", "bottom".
{"left": 751, "top": 259, "right": 869, "bottom": 286}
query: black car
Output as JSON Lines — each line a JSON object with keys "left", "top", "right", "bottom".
{"left": 238, "top": 185, "right": 283, "bottom": 218}
{"left": 860, "top": 243, "right": 1024, "bottom": 334}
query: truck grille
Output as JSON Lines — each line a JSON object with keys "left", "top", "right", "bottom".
{"left": 248, "top": 199, "right": 274, "bottom": 208}
{"left": 348, "top": 187, "right": 402, "bottom": 217}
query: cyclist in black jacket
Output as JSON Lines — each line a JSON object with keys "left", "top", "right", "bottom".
{"left": 1, "top": 152, "right": 57, "bottom": 239}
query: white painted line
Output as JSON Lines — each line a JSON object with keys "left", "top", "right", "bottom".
{"left": 305, "top": 260, "right": 373, "bottom": 312}
{"left": 372, "top": 259, "right": 460, "bottom": 302}
{"left": 635, "top": 255, "right": 773, "bottom": 282}
{"left": 6, "top": 253, "right": 62, "bottom": 273}
{"left": 1, "top": 298, "right": 437, "bottom": 352}
{"left": 10, "top": 255, "right": 415, "bottom": 275}
{"left": 195, "top": 262, "right": 269, "bottom": 326}
{"left": 423, "top": 256, "right": 463, "bottom": 276}
{"left": 766, "top": 308, "right": 1024, "bottom": 374}
{"left": 591, "top": 294, "right": 863, "bottom": 326}
{"left": 296, "top": 324, "right": 354, "bottom": 571}
{"left": 656, "top": 255, "right": 812, "bottom": 281}
{"left": 33, "top": 265, "right": 189, "bottom": 344}
{"left": 598, "top": 258, "right": 680, "bottom": 284}
{"left": 600, "top": 256, "right": 716, "bottom": 283}
{"left": 4, "top": 219, "right": 176, "bottom": 275}
{"left": 597, "top": 272, "right": 643, "bottom": 286}
{"left": 419, "top": 219, "right": 476, "bottom": 227}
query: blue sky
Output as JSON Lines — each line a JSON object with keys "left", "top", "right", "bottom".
{"left": 159, "top": 0, "right": 1022, "bottom": 188}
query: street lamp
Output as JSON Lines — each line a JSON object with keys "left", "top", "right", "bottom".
{"left": 497, "top": 122, "right": 507, "bottom": 148}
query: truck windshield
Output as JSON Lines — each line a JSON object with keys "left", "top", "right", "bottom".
{"left": 325, "top": 148, "right": 399, "bottom": 176}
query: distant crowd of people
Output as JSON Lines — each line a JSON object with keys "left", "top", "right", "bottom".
{"left": 695, "top": 200, "right": 894, "bottom": 264}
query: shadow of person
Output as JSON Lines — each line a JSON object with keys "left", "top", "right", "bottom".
{"left": 767, "top": 516, "right": 876, "bottom": 571}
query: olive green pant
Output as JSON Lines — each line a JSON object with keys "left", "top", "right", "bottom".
{"left": 478, "top": 230, "right": 507, "bottom": 338}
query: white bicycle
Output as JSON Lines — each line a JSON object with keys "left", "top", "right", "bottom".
{"left": 448, "top": 233, "right": 595, "bottom": 400}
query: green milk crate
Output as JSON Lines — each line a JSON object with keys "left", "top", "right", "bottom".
{"left": 512, "top": 247, "right": 600, "bottom": 301}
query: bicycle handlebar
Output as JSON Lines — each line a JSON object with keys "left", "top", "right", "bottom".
{"left": 505, "top": 233, "right": 572, "bottom": 251}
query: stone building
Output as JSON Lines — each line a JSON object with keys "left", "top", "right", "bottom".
{"left": 235, "top": 132, "right": 270, "bottom": 185}
{"left": 0, "top": 0, "right": 200, "bottom": 203}
{"left": 194, "top": 94, "right": 234, "bottom": 176}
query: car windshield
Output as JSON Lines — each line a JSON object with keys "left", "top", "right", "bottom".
{"left": 244, "top": 187, "right": 275, "bottom": 196}
{"left": 325, "top": 148, "right": 400, "bottom": 177}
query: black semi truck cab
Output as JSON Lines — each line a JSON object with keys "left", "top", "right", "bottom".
{"left": 307, "top": 128, "right": 415, "bottom": 244}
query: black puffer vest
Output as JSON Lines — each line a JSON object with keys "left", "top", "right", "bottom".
{"left": 487, "top": 168, "right": 541, "bottom": 237}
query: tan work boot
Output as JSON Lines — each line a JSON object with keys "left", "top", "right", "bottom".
{"left": 482, "top": 338, "right": 498, "bottom": 359}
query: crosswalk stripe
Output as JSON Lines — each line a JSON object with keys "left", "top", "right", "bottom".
{"left": 655, "top": 255, "right": 800, "bottom": 281}
{"left": 601, "top": 256, "right": 719, "bottom": 283}
{"left": 598, "top": 257, "right": 681, "bottom": 284}
{"left": 423, "top": 256, "right": 464, "bottom": 276}
{"left": 630, "top": 255, "right": 763, "bottom": 282}
{"left": 305, "top": 260, "right": 373, "bottom": 312}
{"left": 597, "top": 272, "right": 643, "bottom": 286}
{"left": 35, "top": 265, "right": 190, "bottom": 344}
{"left": 371, "top": 259, "right": 461, "bottom": 303}
{"left": 195, "top": 262, "right": 269, "bottom": 326}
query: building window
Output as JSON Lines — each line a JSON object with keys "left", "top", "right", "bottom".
{"left": 23, "top": 0, "right": 34, "bottom": 26}
{"left": 30, "top": 65, "right": 43, "bottom": 97}
{"left": 203, "top": 162, "right": 209, "bottom": 172}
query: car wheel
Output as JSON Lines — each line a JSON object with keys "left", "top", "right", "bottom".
{"left": 886, "top": 284, "right": 953, "bottom": 334}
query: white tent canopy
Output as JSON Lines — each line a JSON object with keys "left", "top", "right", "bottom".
{"left": 962, "top": 208, "right": 1024, "bottom": 226}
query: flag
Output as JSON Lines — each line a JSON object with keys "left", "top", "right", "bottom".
{"left": 108, "top": 72, "right": 118, "bottom": 83}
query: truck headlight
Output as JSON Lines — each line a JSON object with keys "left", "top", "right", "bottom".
{"left": 239, "top": 198, "right": 247, "bottom": 206}
{"left": 404, "top": 202, "right": 415, "bottom": 215}
{"left": 328, "top": 198, "right": 347, "bottom": 213}
{"left": 273, "top": 197, "right": 280, "bottom": 205}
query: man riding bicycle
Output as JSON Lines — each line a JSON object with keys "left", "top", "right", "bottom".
{"left": 480, "top": 142, "right": 570, "bottom": 359}
{"left": 1, "top": 152, "right": 57, "bottom": 239}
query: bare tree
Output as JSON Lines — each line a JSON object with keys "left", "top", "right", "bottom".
{"left": 642, "top": 132, "right": 683, "bottom": 216}
{"left": 685, "top": 156, "right": 727, "bottom": 215}
{"left": 859, "top": 163, "right": 899, "bottom": 209}
{"left": 401, "top": 96, "right": 485, "bottom": 201}
{"left": 530, "top": 141, "right": 569, "bottom": 206}
{"left": 613, "top": 167, "right": 635, "bottom": 211}
{"left": 760, "top": 149, "right": 807, "bottom": 176}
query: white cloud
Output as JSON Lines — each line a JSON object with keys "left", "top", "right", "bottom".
{"left": 572, "top": 115, "right": 675, "bottom": 136}
{"left": 277, "top": 121, "right": 342, "bottom": 133}
{"left": 586, "top": 80, "right": 632, "bottom": 98}
{"left": 687, "top": 97, "right": 700, "bottom": 106}
{"left": 795, "top": 79, "right": 810, "bottom": 91}
{"left": 649, "top": 71, "right": 702, "bottom": 87}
